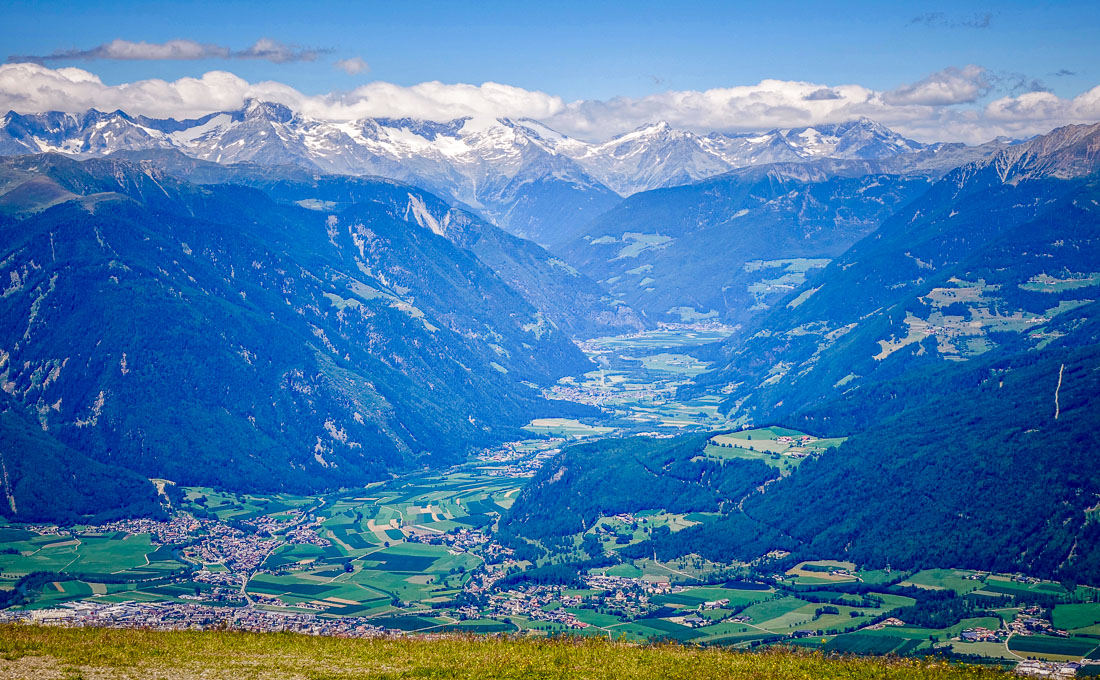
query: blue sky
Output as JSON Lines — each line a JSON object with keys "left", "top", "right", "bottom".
{"left": 4, "top": 0, "right": 1096, "bottom": 100}
{"left": 1, "top": 0, "right": 1098, "bottom": 142}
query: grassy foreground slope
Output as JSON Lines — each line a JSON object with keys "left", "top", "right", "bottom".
{"left": 0, "top": 625, "right": 1013, "bottom": 680}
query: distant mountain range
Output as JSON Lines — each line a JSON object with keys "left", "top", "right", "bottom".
{"left": 0, "top": 103, "right": 1009, "bottom": 245}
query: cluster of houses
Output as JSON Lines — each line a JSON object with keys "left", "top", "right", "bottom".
{"left": 0, "top": 601, "right": 387, "bottom": 637}
{"left": 545, "top": 376, "right": 672, "bottom": 411}
{"left": 441, "top": 528, "right": 490, "bottom": 552}
{"left": 480, "top": 587, "right": 591, "bottom": 629}
{"left": 460, "top": 559, "right": 520, "bottom": 596}
{"left": 775, "top": 435, "right": 815, "bottom": 446}
{"left": 285, "top": 521, "right": 331, "bottom": 547}
{"left": 1014, "top": 660, "right": 1087, "bottom": 678}
{"left": 477, "top": 441, "right": 562, "bottom": 478}
{"left": 452, "top": 570, "right": 675, "bottom": 630}
{"left": 676, "top": 599, "right": 748, "bottom": 628}
{"left": 867, "top": 617, "right": 906, "bottom": 629}
{"left": 239, "top": 510, "right": 307, "bottom": 534}
{"left": 1010, "top": 608, "right": 1068, "bottom": 637}
{"left": 183, "top": 523, "right": 276, "bottom": 572}
{"left": 584, "top": 574, "right": 653, "bottom": 593}
{"left": 405, "top": 526, "right": 491, "bottom": 555}
{"left": 24, "top": 515, "right": 202, "bottom": 545}
{"left": 959, "top": 626, "right": 1004, "bottom": 643}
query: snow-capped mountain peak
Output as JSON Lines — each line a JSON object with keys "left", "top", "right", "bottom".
{"left": 0, "top": 101, "right": 1003, "bottom": 241}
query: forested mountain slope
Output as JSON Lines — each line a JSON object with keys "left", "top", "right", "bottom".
{"left": 559, "top": 161, "right": 933, "bottom": 326}
{"left": 0, "top": 155, "right": 595, "bottom": 519}
{"left": 744, "top": 343, "right": 1100, "bottom": 583}
{"left": 498, "top": 433, "right": 777, "bottom": 549}
{"left": 0, "top": 393, "right": 163, "bottom": 524}
{"left": 693, "top": 122, "right": 1100, "bottom": 423}
{"left": 103, "top": 151, "right": 645, "bottom": 338}
{"left": 502, "top": 123, "right": 1100, "bottom": 585}
{"left": 503, "top": 342, "right": 1100, "bottom": 582}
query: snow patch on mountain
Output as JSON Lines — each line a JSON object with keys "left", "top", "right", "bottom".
{"left": 0, "top": 102, "right": 1008, "bottom": 239}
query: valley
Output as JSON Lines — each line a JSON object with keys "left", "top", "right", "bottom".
{"left": 545, "top": 324, "right": 737, "bottom": 432}
{"left": 3, "top": 433, "right": 1098, "bottom": 672}
{"left": 0, "top": 81, "right": 1099, "bottom": 679}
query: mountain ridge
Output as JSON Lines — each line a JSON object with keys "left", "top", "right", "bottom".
{"left": 0, "top": 103, "right": 1011, "bottom": 245}
{"left": 0, "top": 153, "right": 601, "bottom": 520}
{"left": 694, "top": 120, "right": 1100, "bottom": 422}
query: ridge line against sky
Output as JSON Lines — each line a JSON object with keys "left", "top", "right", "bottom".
{"left": 1, "top": 0, "right": 1097, "bottom": 144}
{"left": 2, "top": 61, "right": 1099, "bottom": 144}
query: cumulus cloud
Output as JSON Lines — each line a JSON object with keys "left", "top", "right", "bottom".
{"left": 335, "top": 57, "right": 369, "bottom": 75}
{"left": 542, "top": 80, "right": 877, "bottom": 139}
{"left": 884, "top": 65, "right": 991, "bottom": 106}
{"left": 9, "top": 38, "right": 326, "bottom": 64}
{"left": 985, "top": 87, "right": 1100, "bottom": 127}
{"left": 0, "top": 62, "right": 565, "bottom": 123}
{"left": 0, "top": 61, "right": 1097, "bottom": 145}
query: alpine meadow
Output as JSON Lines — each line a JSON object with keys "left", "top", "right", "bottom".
{"left": 1, "top": 2, "right": 1099, "bottom": 678}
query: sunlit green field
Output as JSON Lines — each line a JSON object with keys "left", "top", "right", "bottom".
{"left": 233, "top": 470, "right": 521, "bottom": 616}
{"left": 524, "top": 417, "right": 615, "bottom": 438}
{"left": 182, "top": 488, "right": 315, "bottom": 522}
{"left": 899, "top": 569, "right": 986, "bottom": 594}
{"left": 0, "top": 529, "right": 190, "bottom": 610}
{"left": 557, "top": 327, "right": 739, "bottom": 433}
{"left": 0, "top": 532, "right": 171, "bottom": 577}
{"left": 701, "top": 426, "right": 846, "bottom": 475}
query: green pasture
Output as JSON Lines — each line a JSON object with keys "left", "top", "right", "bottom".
{"left": 1008, "top": 634, "right": 1099, "bottom": 659}
{"left": 0, "top": 531, "right": 183, "bottom": 579}
{"left": 899, "top": 569, "right": 985, "bottom": 593}
{"left": 1054, "top": 603, "right": 1100, "bottom": 631}
{"left": 524, "top": 418, "right": 614, "bottom": 438}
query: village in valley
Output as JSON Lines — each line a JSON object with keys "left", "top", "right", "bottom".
{"left": 2, "top": 428, "right": 1098, "bottom": 677}
{"left": 2, "top": 327, "right": 1099, "bottom": 677}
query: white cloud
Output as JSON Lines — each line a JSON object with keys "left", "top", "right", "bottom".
{"left": 984, "top": 86, "right": 1100, "bottom": 130}
{"left": 0, "top": 62, "right": 565, "bottom": 124}
{"left": 543, "top": 80, "right": 879, "bottom": 139}
{"left": 234, "top": 38, "right": 325, "bottom": 63}
{"left": 314, "top": 80, "right": 566, "bottom": 121}
{"left": 10, "top": 38, "right": 324, "bottom": 64}
{"left": 0, "top": 63, "right": 252, "bottom": 119}
{"left": 884, "top": 65, "right": 991, "bottom": 106}
{"left": 0, "top": 62, "right": 1097, "bottom": 144}
{"left": 335, "top": 57, "right": 369, "bottom": 75}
